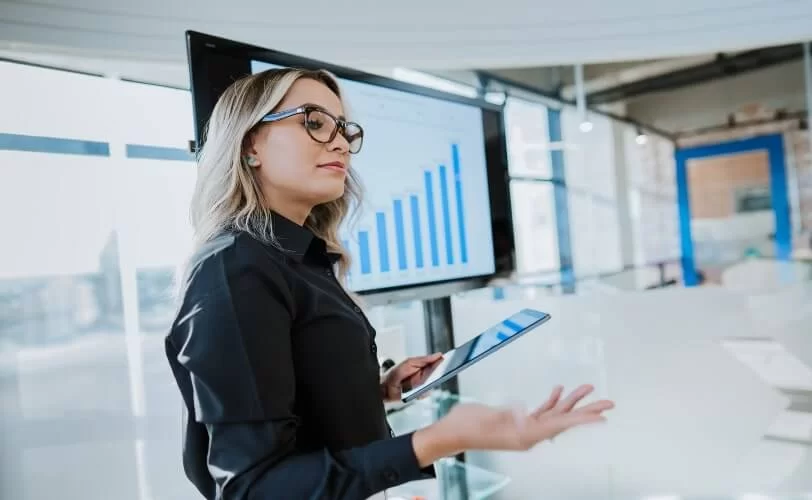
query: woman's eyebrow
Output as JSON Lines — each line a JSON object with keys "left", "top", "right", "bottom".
{"left": 302, "top": 102, "right": 347, "bottom": 120}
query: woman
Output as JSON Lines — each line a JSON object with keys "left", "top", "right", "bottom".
{"left": 165, "top": 68, "right": 614, "bottom": 500}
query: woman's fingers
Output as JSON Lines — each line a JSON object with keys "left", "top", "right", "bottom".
{"left": 532, "top": 384, "right": 607, "bottom": 419}
{"left": 531, "top": 385, "right": 563, "bottom": 418}
{"left": 572, "top": 399, "right": 615, "bottom": 415}
{"left": 412, "top": 353, "right": 443, "bottom": 368}
{"left": 553, "top": 384, "right": 594, "bottom": 413}
{"left": 562, "top": 411, "right": 607, "bottom": 428}
{"left": 525, "top": 384, "right": 614, "bottom": 443}
{"left": 528, "top": 407, "right": 608, "bottom": 442}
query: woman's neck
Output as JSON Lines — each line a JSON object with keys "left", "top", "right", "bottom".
{"left": 267, "top": 204, "right": 311, "bottom": 226}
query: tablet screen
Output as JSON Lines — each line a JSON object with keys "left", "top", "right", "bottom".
{"left": 401, "top": 308, "right": 551, "bottom": 402}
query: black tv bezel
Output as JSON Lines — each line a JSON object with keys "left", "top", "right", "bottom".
{"left": 185, "top": 30, "right": 515, "bottom": 302}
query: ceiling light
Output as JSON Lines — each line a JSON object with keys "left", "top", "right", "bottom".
{"left": 635, "top": 128, "right": 648, "bottom": 145}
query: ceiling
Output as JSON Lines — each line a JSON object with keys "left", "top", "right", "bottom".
{"left": 1, "top": 0, "right": 812, "bottom": 74}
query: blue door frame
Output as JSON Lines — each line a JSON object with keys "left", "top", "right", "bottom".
{"left": 674, "top": 133, "right": 791, "bottom": 286}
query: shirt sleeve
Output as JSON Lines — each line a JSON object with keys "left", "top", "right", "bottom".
{"left": 168, "top": 254, "right": 432, "bottom": 500}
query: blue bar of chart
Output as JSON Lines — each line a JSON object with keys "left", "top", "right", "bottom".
{"left": 424, "top": 171, "right": 440, "bottom": 267}
{"left": 452, "top": 144, "right": 468, "bottom": 264}
{"left": 358, "top": 231, "right": 372, "bottom": 274}
{"left": 348, "top": 143, "right": 471, "bottom": 284}
{"left": 393, "top": 200, "right": 408, "bottom": 270}
{"left": 410, "top": 195, "right": 424, "bottom": 268}
{"left": 439, "top": 165, "right": 454, "bottom": 265}
{"left": 376, "top": 212, "right": 390, "bottom": 273}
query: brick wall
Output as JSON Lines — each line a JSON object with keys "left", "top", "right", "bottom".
{"left": 678, "top": 120, "right": 812, "bottom": 233}
{"left": 687, "top": 151, "right": 770, "bottom": 219}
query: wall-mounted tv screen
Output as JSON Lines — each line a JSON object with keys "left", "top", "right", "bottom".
{"left": 186, "top": 31, "right": 514, "bottom": 301}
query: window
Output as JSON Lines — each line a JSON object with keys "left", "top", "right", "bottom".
{"left": 0, "top": 60, "right": 198, "bottom": 500}
{"left": 504, "top": 98, "right": 552, "bottom": 179}
{"left": 509, "top": 181, "right": 560, "bottom": 274}
{"left": 624, "top": 125, "right": 680, "bottom": 266}
{"left": 734, "top": 186, "right": 772, "bottom": 213}
{"left": 503, "top": 97, "right": 562, "bottom": 276}
{"left": 560, "top": 109, "right": 623, "bottom": 276}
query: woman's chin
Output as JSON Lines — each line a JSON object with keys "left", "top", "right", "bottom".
{"left": 309, "top": 183, "right": 345, "bottom": 205}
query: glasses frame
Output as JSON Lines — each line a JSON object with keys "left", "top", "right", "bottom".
{"left": 258, "top": 105, "right": 364, "bottom": 154}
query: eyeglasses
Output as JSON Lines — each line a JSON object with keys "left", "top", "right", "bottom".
{"left": 259, "top": 105, "right": 364, "bottom": 154}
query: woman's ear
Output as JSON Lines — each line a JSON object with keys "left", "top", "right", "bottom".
{"left": 241, "top": 132, "right": 261, "bottom": 168}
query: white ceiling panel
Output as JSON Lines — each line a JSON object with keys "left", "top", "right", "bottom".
{"left": 0, "top": 0, "right": 811, "bottom": 70}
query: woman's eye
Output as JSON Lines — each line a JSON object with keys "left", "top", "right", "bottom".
{"left": 305, "top": 119, "right": 324, "bottom": 130}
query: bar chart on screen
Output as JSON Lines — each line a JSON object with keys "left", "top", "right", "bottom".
{"left": 343, "top": 142, "right": 471, "bottom": 289}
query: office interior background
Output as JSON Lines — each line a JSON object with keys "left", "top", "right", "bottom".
{"left": 1, "top": 1, "right": 812, "bottom": 499}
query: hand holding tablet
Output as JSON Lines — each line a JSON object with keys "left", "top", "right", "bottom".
{"left": 400, "top": 308, "right": 552, "bottom": 403}
{"left": 380, "top": 352, "right": 445, "bottom": 403}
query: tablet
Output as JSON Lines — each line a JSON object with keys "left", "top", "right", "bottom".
{"left": 401, "top": 308, "right": 551, "bottom": 403}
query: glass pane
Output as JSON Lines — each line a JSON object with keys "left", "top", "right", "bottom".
{"left": 625, "top": 125, "right": 659, "bottom": 189}
{"left": 655, "top": 136, "right": 677, "bottom": 197}
{"left": 509, "top": 180, "right": 560, "bottom": 274}
{"left": 0, "top": 152, "right": 140, "bottom": 500}
{"left": 622, "top": 124, "right": 679, "bottom": 267}
{"left": 367, "top": 299, "right": 428, "bottom": 365}
{"left": 630, "top": 189, "right": 681, "bottom": 266}
{"left": 789, "top": 130, "right": 812, "bottom": 232}
{"left": 593, "top": 200, "right": 623, "bottom": 272}
{"left": 567, "top": 191, "right": 596, "bottom": 276}
{"left": 0, "top": 62, "right": 148, "bottom": 500}
{"left": 369, "top": 300, "right": 431, "bottom": 439}
{"left": 504, "top": 97, "right": 552, "bottom": 178}
{"left": 625, "top": 126, "right": 677, "bottom": 197}
{"left": 561, "top": 109, "right": 616, "bottom": 200}
{"left": 0, "top": 61, "right": 201, "bottom": 500}
{"left": 567, "top": 192, "right": 624, "bottom": 277}
{"left": 111, "top": 80, "right": 199, "bottom": 500}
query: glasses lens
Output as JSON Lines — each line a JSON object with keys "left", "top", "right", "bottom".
{"left": 304, "top": 109, "right": 337, "bottom": 143}
{"left": 345, "top": 123, "right": 364, "bottom": 154}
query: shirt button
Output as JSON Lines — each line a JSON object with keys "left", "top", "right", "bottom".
{"left": 382, "top": 467, "right": 399, "bottom": 483}
{"left": 371, "top": 343, "right": 378, "bottom": 354}
{"left": 325, "top": 269, "right": 332, "bottom": 277}
{"left": 353, "top": 306, "right": 361, "bottom": 313}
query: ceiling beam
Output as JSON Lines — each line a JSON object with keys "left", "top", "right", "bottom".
{"left": 560, "top": 55, "right": 717, "bottom": 101}
{"left": 587, "top": 43, "right": 804, "bottom": 105}
{"left": 763, "top": 435, "right": 812, "bottom": 446}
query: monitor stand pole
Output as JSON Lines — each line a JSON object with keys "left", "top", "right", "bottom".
{"left": 422, "top": 296, "right": 469, "bottom": 500}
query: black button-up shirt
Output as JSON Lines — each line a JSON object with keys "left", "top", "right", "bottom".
{"left": 164, "top": 213, "right": 433, "bottom": 499}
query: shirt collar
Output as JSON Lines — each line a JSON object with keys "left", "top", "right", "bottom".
{"left": 271, "top": 212, "right": 341, "bottom": 264}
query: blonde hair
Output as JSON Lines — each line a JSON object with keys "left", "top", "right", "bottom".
{"left": 185, "top": 68, "right": 362, "bottom": 285}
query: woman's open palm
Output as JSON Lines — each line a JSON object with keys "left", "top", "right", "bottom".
{"left": 442, "top": 384, "right": 613, "bottom": 452}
